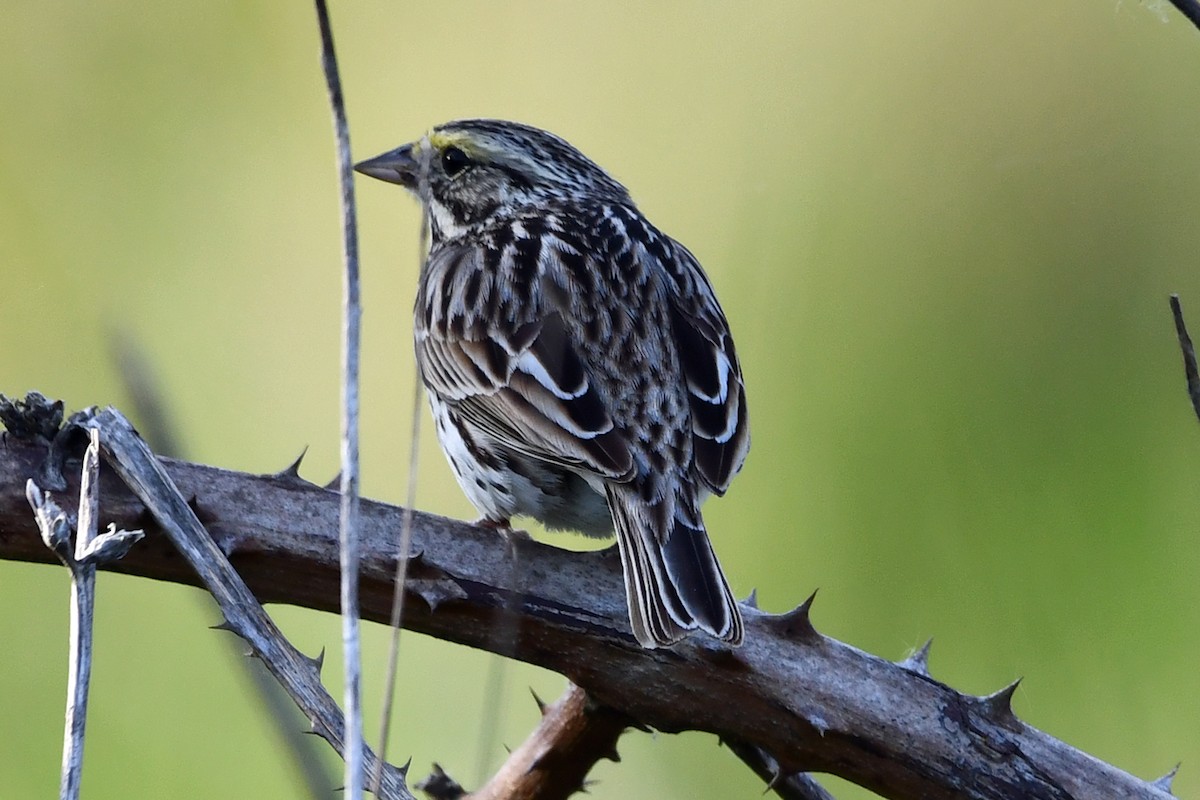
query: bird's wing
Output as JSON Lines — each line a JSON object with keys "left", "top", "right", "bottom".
{"left": 661, "top": 241, "right": 751, "bottom": 495}
{"left": 416, "top": 241, "right": 635, "bottom": 481}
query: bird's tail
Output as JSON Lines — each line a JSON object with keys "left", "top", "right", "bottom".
{"left": 605, "top": 483, "right": 743, "bottom": 648}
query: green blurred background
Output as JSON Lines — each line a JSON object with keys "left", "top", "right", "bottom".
{"left": 2, "top": 2, "right": 1199, "bottom": 797}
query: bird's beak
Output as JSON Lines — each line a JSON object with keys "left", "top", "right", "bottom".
{"left": 354, "top": 143, "right": 418, "bottom": 188}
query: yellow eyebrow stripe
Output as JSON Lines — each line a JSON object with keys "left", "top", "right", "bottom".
{"left": 428, "top": 130, "right": 478, "bottom": 158}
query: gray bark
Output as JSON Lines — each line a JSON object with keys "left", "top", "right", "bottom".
{"left": 0, "top": 410, "right": 1176, "bottom": 800}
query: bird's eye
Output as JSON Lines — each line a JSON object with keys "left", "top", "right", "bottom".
{"left": 441, "top": 146, "right": 472, "bottom": 177}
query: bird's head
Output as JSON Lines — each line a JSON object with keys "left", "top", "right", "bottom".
{"left": 355, "top": 119, "right": 631, "bottom": 240}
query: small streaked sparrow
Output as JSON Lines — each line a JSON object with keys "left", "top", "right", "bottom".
{"left": 356, "top": 120, "right": 749, "bottom": 648}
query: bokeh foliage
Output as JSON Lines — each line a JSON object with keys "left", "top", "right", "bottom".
{"left": 2, "top": 3, "right": 1199, "bottom": 798}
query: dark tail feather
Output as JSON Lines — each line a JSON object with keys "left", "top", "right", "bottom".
{"left": 606, "top": 485, "right": 744, "bottom": 648}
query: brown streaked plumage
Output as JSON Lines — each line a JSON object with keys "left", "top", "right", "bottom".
{"left": 356, "top": 120, "right": 750, "bottom": 648}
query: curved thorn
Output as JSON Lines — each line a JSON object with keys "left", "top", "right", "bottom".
{"left": 323, "top": 470, "right": 343, "bottom": 491}
{"left": 187, "top": 495, "right": 219, "bottom": 525}
{"left": 974, "top": 678, "right": 1022, "bottom": 721}
{"left": 767, "top": 589, "right": 819, "bottom": 639}
{"left": 413, "top": 579, "right": 467, "bottom": 612}
{"left": 1151, "top": 762, "right": 1180, "bottom": 793}
{"left": 309, "top": 647, "right": 326, "bottom": 675}
{"left": 898, "top": 638, "right": 933, "bottom": 676}
{"left": 276, "top": 446, "right": 310, "bottom": 480}
{"left": 530, "top": 687, "right": 547, "bottom": 715}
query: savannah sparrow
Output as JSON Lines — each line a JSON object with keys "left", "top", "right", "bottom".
{"left": 355, "top": 120, "right": 750, "bottom": 648}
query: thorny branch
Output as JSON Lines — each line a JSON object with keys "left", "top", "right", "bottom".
{"left": 32, "top": 406, "right": 411, "bottom": 799}
{"left": 113, "top": 338, "right": 336, "bottom": 798}
{"left": 0, "top": 400, "right": 1178, "bottom": 800}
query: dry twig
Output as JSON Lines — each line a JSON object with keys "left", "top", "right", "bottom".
{"left": 44, "top": 407, "right": 411, "bottom": 798}
{"left": 25, "top": 427, "right": 143, "bottom": 800}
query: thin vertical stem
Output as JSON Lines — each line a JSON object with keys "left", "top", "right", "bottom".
{"left": 60, "top": 428, "right": 101, "bottom": 800}
{"left": 370, "top": 378, "right": 422, "bottom": 794}
{"left": 371, "top": 130, "right": 435, "bottom": 796}
{"left": 313, "top": 1, "right": 364, "bottom": 795}
{"left": 61, "top": 571, "right": 94, "bottom": 800}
